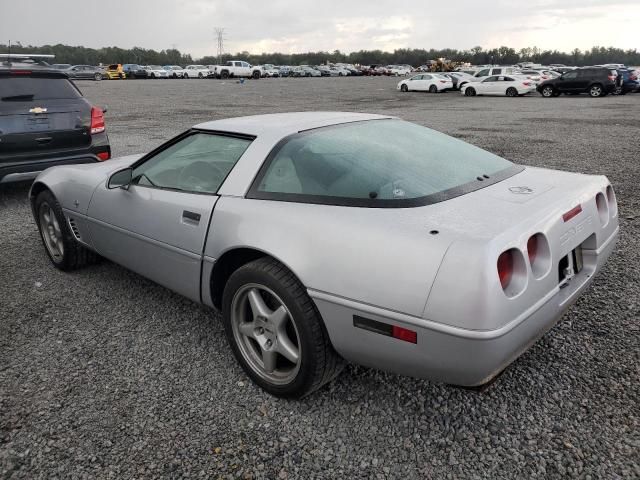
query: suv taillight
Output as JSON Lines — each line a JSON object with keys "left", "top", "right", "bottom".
{"left": 90, "top": 107, "right": 105, "bottom": 134}
{"left": 608, "top": 75, "right": 616, "bottom": 82}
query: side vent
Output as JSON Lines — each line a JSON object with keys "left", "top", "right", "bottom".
{"left": 68, "top": 218, "right": 82, "bottom": 241}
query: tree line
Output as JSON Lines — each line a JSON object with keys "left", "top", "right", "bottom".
{"left": 3, "top": 43, "right": 639, "bottom": 67}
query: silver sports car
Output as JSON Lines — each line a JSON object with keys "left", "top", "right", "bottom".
{"left": 30, "top": 112, "right": 619, "bottom": 397}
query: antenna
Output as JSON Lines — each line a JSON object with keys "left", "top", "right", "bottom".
{"left": 215, "top": 28, "right": 226, "bottom": 64}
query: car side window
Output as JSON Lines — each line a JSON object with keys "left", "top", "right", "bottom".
{"left": 131, "top": 133, "right": 252, "bottom": 194}
{"left": 493, "top": 68, "right": 502, "bottom": 74}
{"left": 564, "top": 71, "right": 578, "bottom": 79}
{"left": 484, "top": 76, "right": 498, "bottom": 82}
{"left": 423, "top": 74, "right": 432, "bottom": 80}
{"left": 503, "top": 76, "right": 514, "bottom": 81}
{"left": 476, "top": 69, "right": 489, "bottom": 77}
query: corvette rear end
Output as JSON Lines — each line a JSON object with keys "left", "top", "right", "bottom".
{"left": 313, "top": 166, "right": 618, "bottom": 386}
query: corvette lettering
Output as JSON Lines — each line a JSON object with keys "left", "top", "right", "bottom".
{"left": 560, "top": 216, "right": 593, "bottom": 246}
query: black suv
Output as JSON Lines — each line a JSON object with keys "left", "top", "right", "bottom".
{"left": 537, "top": 67, "right": 617, "bottom": 98}
{"left": 122, "top": 64, "right": 148, "bottom": 79}
{"left": 0, "top": 59, "right": 111, "bottom": 184}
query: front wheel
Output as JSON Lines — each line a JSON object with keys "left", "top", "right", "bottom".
{"left": 400, "top": 84, "right": 408, "bottom": 92}
{"left": 252, "top": 70, "right": 260, "bottom": 79}
{"left": 198, "top": 72, "right": 203, "bottom": 78}
{"left": 222, "top": 258, "right": 344, "bottom": 398}
{"left": 94, "top": 72, "right": 102, "bottom": 81}
{"left": 464, "top": 87, "right": 476, "bottom": 96}
{"left": 506, "top": 87, "right": 518, "bottom": 97}
{"left": 35, "top": 190, "right": 98, "bottom": 271}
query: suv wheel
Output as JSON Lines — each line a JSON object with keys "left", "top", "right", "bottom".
{"left": 541, "top": 86, "right": 555, "bottom": 97}
{"left": 589, "top": 84, "right": 604, "bottom": 97}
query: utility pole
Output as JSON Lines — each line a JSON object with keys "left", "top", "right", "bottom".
{"left": 215, "top": 28, "right": 225, "bottom": 64}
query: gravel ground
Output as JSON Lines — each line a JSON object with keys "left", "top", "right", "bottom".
{"left": 1, "top": 77, "right": 638, "bottom": 479}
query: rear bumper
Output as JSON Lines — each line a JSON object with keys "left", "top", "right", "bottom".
{"left": 0, "top": 153, "right": 102, "bottom": 184}
{"left": 311, "top": 227, "right": 618, "bottom": 386}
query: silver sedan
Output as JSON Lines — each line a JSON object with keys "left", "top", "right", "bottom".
{"left": 30, "top": 112, "right": 619, "bottom": 397}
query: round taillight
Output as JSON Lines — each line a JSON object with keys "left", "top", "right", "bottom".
{"left": 606, "top": 185, "right": 617, "bottom": 218}
{"left": 595, "top": 192, "right": 609, "bottom": 227}
{"left": 497, "top": 250, "right": 513, "bottom": 289}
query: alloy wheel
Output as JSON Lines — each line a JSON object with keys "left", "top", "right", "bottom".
{"left": 231, "top": 284, "right": 301, "bottom": 385}
{"left": 38, "top": 202, "right": 64, "bottom": 261}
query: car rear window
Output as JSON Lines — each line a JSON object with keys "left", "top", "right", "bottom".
{"left": 251, "top": 119, "right": 520, "bottom": 208}
{"left": 0, "top": 77, "right": 81, "bottom": 101}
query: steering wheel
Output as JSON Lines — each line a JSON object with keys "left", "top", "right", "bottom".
{"left": 177, "top": 161, "right": 227, "bottom": 192}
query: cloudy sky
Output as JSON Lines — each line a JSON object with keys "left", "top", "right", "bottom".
{"left": 2, "top": 0, "right": 638, "bottom": 57}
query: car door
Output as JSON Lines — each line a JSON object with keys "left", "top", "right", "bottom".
{"left": 419, "top": 74, "right": 432, "bottom": 91}
{"left": 557, "top": 70, "right": 579, "bottom": 92}
{"left": 479, "top": 76, "right": 498, "bottom": 94}
{"left": 87, "top": 131, "right": 254, "bottom": 302}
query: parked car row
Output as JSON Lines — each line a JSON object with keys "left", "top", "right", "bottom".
{"left": 397, "top": 66, "right": 640, "bottom": 98}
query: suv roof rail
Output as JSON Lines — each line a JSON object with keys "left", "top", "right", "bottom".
{"left": 0, "top": 53, "right": 56, "bottom": 67}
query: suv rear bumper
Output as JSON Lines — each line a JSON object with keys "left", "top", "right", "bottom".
{"left": 0, "top": 153, "right": 103, "bottom": 184}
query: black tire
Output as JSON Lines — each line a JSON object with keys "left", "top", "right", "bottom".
{"left": 400, "top": 84, "right": 408, "bottom": 92}
{"left": 198, "top": 72, "right": 203, "bottom": 79}
{"left": 184, "top": 73, "right": 189, "bottom": 79}
{"left": 541, "top": 85, "right": 555, "bottom": 97}
{"left": 252, "top": 70, "right": 260, "bottom": 79}
{"left": 465, "top": 87, "right": 476, "bottom": 96}
{"left": 506, "top": 87, "right": 518, "bottom": 97}
{"left": 221, "top": 70, "right": 230, "bottom": 79}
{"left": 429, "top": 84, "right": 438, "bottom": 93}
{"left": 589, "top": 83, "right": 604, "bottom": 97}
{"left": 34, "top": 190, "right": 99, "bottom": 271}
{"left": 151, "top": 73, "right": 155, "bottom": 79}
{"left": 222, "top": 257, "right": 344, "bottom": 398}
{"left": 94, "top": 72, "right": 102, "bottom": 81}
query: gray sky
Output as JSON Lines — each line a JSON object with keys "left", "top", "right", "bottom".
{"left": 2, "top": 0, "right": 638, "bottom": 57}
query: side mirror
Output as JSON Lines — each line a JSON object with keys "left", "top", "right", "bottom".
{"left": 108, "top": 168, "right": 132, "bottom": 189}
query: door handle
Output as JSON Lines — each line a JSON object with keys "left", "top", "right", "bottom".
{"left": 182, "top": 210, "right": 201, "bottom": 222}
{"left": 36, "top": 137, "right": 53, "bottom": 144}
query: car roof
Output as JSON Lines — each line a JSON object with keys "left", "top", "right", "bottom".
{"left": 195, "top": 112, "right": 395, "bottom": 137}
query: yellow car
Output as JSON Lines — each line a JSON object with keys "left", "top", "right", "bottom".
{"left": 102, "top": 64, "right": 126, "bottom": 79}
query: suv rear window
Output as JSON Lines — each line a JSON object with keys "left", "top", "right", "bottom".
{"left": 0, "top": 77, "right": 81, "bottom": 101}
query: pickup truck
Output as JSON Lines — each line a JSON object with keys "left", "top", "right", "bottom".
{"left": 210, "top": 60, "right": 263, "bottom": 79}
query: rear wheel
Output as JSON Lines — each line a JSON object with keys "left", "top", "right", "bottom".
{"left": 541, "top": 85, "right": 555, "bottom": 97}
{"left": 198, "top": 72, "right": 203, "bottom": 79}
{"left": 221, "top": 71, "right": 230, "bottom": 79}
{"left": 400, "top": 84, "right": 408, "bottom": 92}
{"left": 222, "top": 258, "right": 344, "bottom": 398}
{"left": 35, "top": 190, "right": 98, "bottom": 271}
{"left": 94, "top": 72, "right": 102, "bottom": 81}
{"left": 429, "top": 84, "right": 438, "bottom": 93}
{"left": 506, "top": 87, "right": 518, "bottom": 97}
{"left": 151, "top": 73, "right": 156, "bottom": 79}
{"left": 184, "top": 73, "right": 189, "bottom": 79}
{"left": 589, "top": 84, "right": 603, "bottom": 97}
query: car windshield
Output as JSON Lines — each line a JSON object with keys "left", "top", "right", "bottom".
{"left": 253, "top": 120, "right": 517, "bottom": 206}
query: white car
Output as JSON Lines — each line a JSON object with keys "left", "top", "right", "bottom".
{"left": 183, "top": 65, "right": 211, "bottom": 79}
{"left": 387, "top": 65, "right": 412, "bottom": 76}
{"left": 163, "top": 65, "right": 186, "bottom": 78}
{"left": 471, "top": 67, "right": 520, "bottom": 82}
{"left": 397, "top": 74, "right": 453, "bottom": 93}
{"left": 461, "top": 75, "right": 537, "bottom": 97}
{"left": 143, "top": 65, "right": 170, "bottom": 79}
{"left": 330, "top": 66, "right": 351, "bottom": 76}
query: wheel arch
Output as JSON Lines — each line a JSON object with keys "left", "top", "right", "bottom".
{"left": 29, "top": 181, "right": 52, "bottom": 217}
{"left": 209, "top": 246, "right": 305, "bottom": 310}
